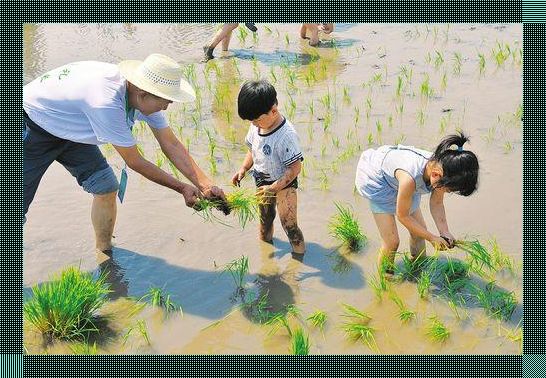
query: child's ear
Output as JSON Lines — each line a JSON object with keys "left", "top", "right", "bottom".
{"left": 270, "top": 104, "right": 278, "bottom": 114}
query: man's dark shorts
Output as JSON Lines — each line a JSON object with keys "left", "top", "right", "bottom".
{"left": 24, "top": 111, "right": 119, "bottom": 215}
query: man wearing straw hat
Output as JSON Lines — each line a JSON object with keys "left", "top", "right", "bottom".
{"left": 23, "top": 53, "right": 225, "bottom": 253}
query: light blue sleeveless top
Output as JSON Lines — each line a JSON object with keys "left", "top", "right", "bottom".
{"left": 354, "top": 145, "right": 433, "bottom": 213}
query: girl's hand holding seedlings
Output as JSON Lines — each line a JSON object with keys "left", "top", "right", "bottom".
{"left": 430, "top": 235, "right": 451, "bottom": 251}
{"left": 231, "top": 168, "right": 247, "bottom": 187}
{"left": 440, "top": 231, "right": 456, "bottom": 248}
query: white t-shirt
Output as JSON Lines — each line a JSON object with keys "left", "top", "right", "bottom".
{"left": 245, "top": 118, "right": 303, "bottom": 185}
{"left": 23, "top": 61, "right": 168, "bottom": 147}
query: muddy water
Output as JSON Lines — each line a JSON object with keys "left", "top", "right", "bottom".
{"left": 23, "top": 23, "right": 522, "bottom": 354}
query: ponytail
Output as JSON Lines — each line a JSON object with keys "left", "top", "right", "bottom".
{"left": 431, "top": 131, "right": 479, "bottom": 196}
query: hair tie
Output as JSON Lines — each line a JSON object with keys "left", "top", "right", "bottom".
{"left": 457, "top": 145, "right": 463, "bottom": 152}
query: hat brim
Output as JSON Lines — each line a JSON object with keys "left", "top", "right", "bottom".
{"left": 118, "top": 60, "right": 196, "bottom": 103}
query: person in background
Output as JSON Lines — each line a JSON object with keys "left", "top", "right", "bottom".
{"left": 203, "top": 23, "right": 258, "bottom": 61}
{"left": 300, "top": 23, "right": 334, "bottom": 46}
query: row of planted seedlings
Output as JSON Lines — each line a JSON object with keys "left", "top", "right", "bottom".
{"left": 23, "top": 266, "right": 185, "bottom": 354}
{"left": 327, "top": 202, "right": 521, "bottom": 350}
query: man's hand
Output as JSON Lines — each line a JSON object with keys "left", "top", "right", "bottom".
{"left": 440, "top": 232, "right": 456, "bottom": 249}
{"left": 231, "top": 168, "right": 246, "bottom": 187}
{"left": 202, "top": 185, "right": 226, "bottom": 201}
{"left": 181, "top": 185, "right": 201, "bottom": 208}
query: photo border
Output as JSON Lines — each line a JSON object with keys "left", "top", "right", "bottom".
{"left": 3, "top": 0, "right": 542, "bottom": 376}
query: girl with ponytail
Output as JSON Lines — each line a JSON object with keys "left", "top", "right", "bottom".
{"left": 354, "top": 131, "right": 479, "bottom": 273}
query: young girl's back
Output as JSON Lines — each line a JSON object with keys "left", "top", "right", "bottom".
{"left": 355, "top": 145, "right": 432, "bottom": 214}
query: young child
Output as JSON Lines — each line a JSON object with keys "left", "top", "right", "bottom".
{"left": 232, "top": 80, "right": 305, "bottom": 258}
{"left": 354, "top": 132, "right": 479, "bottom": 273}
{"left": 300, "top": 23, "right": 334, "bottom": 46}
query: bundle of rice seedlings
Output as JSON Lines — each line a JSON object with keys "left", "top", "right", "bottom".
{"left": 340, "top": 303, "right": 377, "bottom": 350}
{"left": 417, "top": 270, "right": 432, "bottom": 299}
{"left": 426, "top": 316, "right": 450, "bottom": 343}
{"left": 389, "top": 293, "right": 416, "bottom": 323}
{"left": 23, "top": 267, "right": 110, "bottom": 340}
{"left": 140, "top": 287, "right": 183, "bottom": 315}
{"left": 436, "top": 259, "right": 470, "bottom": 293}
{"left": 290, "top": 327, "right": 310, "bottom": 355}
{"left": 70, "top": 341, "right": 98, "bottom": 355}
{"left": 306, "top": 310, "right": 327, "bottom": 332}
{"left": 222, "top": 256, "right": 250, "bottom": 291}
{"left": 473, "top": 282, "right": 517, "bottom": 321}
{"left": 328, "top": 203, "right": 367, "bottom": 251}
{"left": 454, "top": 240, "right": 494, "bottom": 276}
{"left": 193, "top": 188, "right": 269, "bottom": 228}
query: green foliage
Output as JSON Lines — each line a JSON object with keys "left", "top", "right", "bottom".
{"left": 290, "top": 327, "right": 310, "bottom": 355}
{"left": 222, "top": 256, "right": 250, "bottom": 290}
{"left": 426, "top": 316, "right": 450, "bottom": 342}
{"left": 328, "top": 203, "right": 367, "bottom": 251}
{"left": 306, "top": 310, "right": 327, "bottom": 332}
{"left": 23, "top": 267, "right": 110, "bottom": 340}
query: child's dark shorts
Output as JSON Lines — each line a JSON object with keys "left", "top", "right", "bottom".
{"left": 255, "top": 177, "right": 298, "bottom": 190}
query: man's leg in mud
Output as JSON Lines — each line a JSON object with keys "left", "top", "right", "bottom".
{"left": 277, "top": 187, "right": 305, "bottom": 254}
{"left": 92, "top": 191, "right": 117, "bottom": 252}
{"left": 259, "top": 194, "right": 277, "bottom": 243}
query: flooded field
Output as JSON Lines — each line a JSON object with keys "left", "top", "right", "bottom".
{"left": 23, "top": 23, "right": 522, "bottom": 354}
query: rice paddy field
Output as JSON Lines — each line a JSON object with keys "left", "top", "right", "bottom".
{"left": 23, "top": 23, "right": 522, "bottom": 355}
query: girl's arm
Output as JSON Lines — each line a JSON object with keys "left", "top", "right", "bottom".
{"left": 429, "top": 188, "right": 455, "bottom": 244}
{"left": 395, "top": 170, "right": 449, "bottom": 247}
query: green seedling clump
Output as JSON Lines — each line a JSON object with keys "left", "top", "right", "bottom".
{"left": 306, "top": 310, "right": 327, "bottom": 332}
{"left": 473, "top": 282, "right": 517, "bottom": 321}
{"left": 24, "top": 267, "right": 110, "bottom": 340}
{"left": 426, "top": 316, "right": 450, "bottom": 343}
{"left": 140, "top": 287, "right": 183, "bottom": 315}
{"left": 328, "top": 203, "right": 367, "bottom": 251}
{"left": 290, "top": 327, "right": 310, "bottom": 355}
{"left": 222, "top": 256, "right": 250, "bottom": 291}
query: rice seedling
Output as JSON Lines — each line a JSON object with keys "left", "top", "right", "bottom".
{"left": 320, "top": 91, "right": 333, "bottom": 111}
{"left": 264, "top": 304, "right": 300, "bottom": 336}
{"left": 368, "top": 262, "right": 392, "bottom": 300}
{"left": 390, "top": 293, "right": 416, "bottom": 323}
{"left": 290, "top": 327, "right": 310, "bottom": 355}
{"left": 503, "top": 141, "right": 514, "bottom": 153}
{"left": 454, "top": 240, "right": 494, "bottom": 276}
{"left": 492, "top": 42, "right": 510, "bottom": 68}
{"left": 322, "top": 112, "right": 332, "bottom": 132}
{"left": 269, "top": 67, "right": 277, "bottom": 84}
{"left": 473, "top": 282, "right": 517, "bottom": 321}
{"left": 365, "top": 97, "right": 372, "bottom": 121}
{"left": 420, "top": 74, "right": 434, "bottom": 99}
{"left": 140, "top": 286, "right": 183, "bottom": 315}
{"left": 155, "top": 150, "right": 165, "bottom": 169}
{"left": 417, "top": 270, "right": 432, "bottom": 299}
{"left": 225, "top": 188, "right": 263, "bottom": 228}
{"left": 376, "top": 120, "right": 383, "bottom": 134}
{"left": 488, "top": 238, "right": 518, "bottom": 276}
{"left": 70, "top": 341, "right": 98, "bottom": 355}
{"left": 306, "top": 310, "right": 327, "bottom": 332}
{"left": 440, "top": 71, "right": 448, "bottom": 92}
{"left": 426, "top": 316, "right": 450, "bottom": 343}
{"left": 341, "top": 304, "right": 377, "bottom": 350}
{"left": 23, "top": 267, "right": 110, "bottom": 340}
{"left": 284, "top": 33, "right": 290, "bottom": 45}
{"left": 263, "top": 25, "right": 272, "bottom": 34}
{"left": 237, "top": 26, "right": 249, "bottom": 45}
{"left": 452, "top": 52, "right": 463, "bottom": 75}
{"left": 367, "top": 132, "right": 374, "bottom": 146}
{"left": 331, "top": 136, "right": 340, "bottom": 149}
{"left": 433, "top": 50, "right": 445, "bottom": 69}
{"left": 222, "top": 256, "right": 250, "bottom": 291}
{"left": 478, "top": 53, "right": 486, "bottom": 75}
{"left": 342, "top": 86, "right": 351, "bottom": 103}
{"left": 328, "top": 203, "right": 367, "bottom": 251}
{"left": 122, "top": 319, "right": 151, "bottom": 346}
{"left": 416, "top": 109, "right": 426, "bottom": 127}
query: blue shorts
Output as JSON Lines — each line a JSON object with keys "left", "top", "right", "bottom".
{"left": 24, "top": 111, "right": 119, "bottom": 216}
{"left": 369, "top": 195, "right": 421, "bottom": 215}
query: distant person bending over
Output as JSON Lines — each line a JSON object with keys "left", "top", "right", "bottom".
{"left": 24, "top": 53, "right": 226, "bottom": 254}
{"left": 354, "top": 132, "right": 480, "bottom": 274}
{"left": 203, "top": 23, "right": 258, "bottom": 61}
{"left": 300, "top": 23, "right": 334, "bottom": 46}
{"left": 231, "top": 80, "right": 306, "bottom": 259}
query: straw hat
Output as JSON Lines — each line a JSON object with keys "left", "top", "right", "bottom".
{"left": 118, "top": 53, "right": 196, "bottom": 103}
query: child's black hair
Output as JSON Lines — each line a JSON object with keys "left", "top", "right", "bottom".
{"left": 237, "top": 80, "right": 278, "bottom": 121}
{"left": 430, "top": 132, "right": 479, "bottom": 196}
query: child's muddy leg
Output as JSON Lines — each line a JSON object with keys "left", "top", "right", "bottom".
{"left": 372, "top": 213, "right": 399, "bottom": 274}
{"left": 259, "top": 195, "right": 277, "bottom": 243}
{"left": 409, "top": 208, "right": 427, "bottom": 261}
{"left": 277, "top": 188, "right": 305, "bottom": 254}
